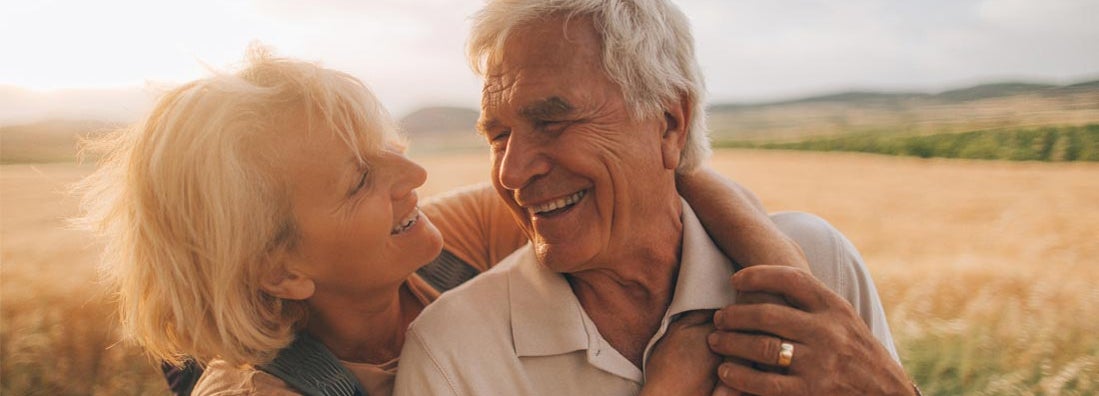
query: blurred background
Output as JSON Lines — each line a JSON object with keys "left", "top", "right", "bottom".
{"left": 2, "top": 0, "right": 1097, "bottom": 394}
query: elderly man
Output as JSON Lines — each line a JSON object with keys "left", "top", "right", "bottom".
{"left": 395, "top": 1, "right": 916, "bottom": 395}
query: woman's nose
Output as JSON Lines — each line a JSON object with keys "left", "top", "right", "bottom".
{"left": 390, "top": 153, "right": 428, "bottom": 200}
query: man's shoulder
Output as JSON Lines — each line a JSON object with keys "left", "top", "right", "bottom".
{"left": 769, "top": 211, "right": 841, "bottom": 253}
{"left": 408, "top": 244, "right": 529, "bottom": 339}
{"left": 396, "top": 246, "right": 532, "bottom": 395}
{"left": 768, "top": 211, "right": 863, "bottom": 295}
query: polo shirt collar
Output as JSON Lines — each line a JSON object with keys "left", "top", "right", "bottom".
{"left": 665, "top": 198, "right": 738, "bottom": 317}
{"left": 506, "top": 199, "right": 738, "bottom": 370}
{"left": 508, "top": 251, "right": 589, "bottom": 357}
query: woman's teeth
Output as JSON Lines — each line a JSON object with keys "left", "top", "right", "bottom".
{"left": 530, "top": 190, "right": 586, "bottom": 215}
{"left": 391, "top": 209, "right": 420, "bottom": 235}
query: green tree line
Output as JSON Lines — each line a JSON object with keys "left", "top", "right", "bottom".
{"left": 717, "top": 124, "right": 1099, "bottom": 162}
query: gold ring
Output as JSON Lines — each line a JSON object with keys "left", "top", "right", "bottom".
{"left": 777, "top": 341, "right": 794, "bottom": 368}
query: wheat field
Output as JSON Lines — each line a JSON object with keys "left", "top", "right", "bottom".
{"left": 2, "top": 149, "right": 1097, "bottom": 395}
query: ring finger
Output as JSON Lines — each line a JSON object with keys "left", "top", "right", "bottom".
{"left": 708, "top": 330, "right": 806, "bottom": 371}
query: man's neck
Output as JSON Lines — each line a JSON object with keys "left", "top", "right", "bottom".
{"left": 566, "top": 227, "right": 683, "bottom": 368}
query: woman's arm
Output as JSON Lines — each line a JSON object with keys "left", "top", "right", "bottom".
{"left": 676, "top": 166, "right": 808, "bottom": 271}
{"left": 421, "top": 184, "right": 527, "bottom": 273}
{"left": 672, "top": 166, "right": 814, "bottom": 394}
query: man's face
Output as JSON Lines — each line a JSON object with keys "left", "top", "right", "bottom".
{"left": 477, "top": 16, "right": 684, "bottom": 273}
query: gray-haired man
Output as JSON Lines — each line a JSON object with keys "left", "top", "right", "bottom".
{"left": 395, "top": 1, "right": 914, "bottom": 394}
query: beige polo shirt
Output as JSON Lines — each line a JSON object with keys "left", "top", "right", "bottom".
{"left": 394, "top": 200, "right": 898, "bottom": 396}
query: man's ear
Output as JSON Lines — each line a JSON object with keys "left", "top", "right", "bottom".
{"left": 260, "top": 252, "right": 316, "bottom": 301}
{"left": 660, "top": 94, "right": 692, "bottom": 170}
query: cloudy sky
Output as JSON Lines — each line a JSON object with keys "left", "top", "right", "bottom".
{"left": 1, "top": 0, "right": 1097, "bottom": 122}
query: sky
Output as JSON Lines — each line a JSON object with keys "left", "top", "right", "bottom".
{"left": 1, "top": 0, "right": 1097, "bottom": 123}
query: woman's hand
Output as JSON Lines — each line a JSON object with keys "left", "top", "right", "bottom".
{"left": 677, "top": 166, "right": 827, "bottom": 395}
{"left": 708, "top": 266, "right": 915, "bottom": 396}
{"left": 640, "top": 310, "right": 721, "bottom": 396}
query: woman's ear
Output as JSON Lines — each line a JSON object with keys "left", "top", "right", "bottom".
{"left": 261, "top": 269, "right": 316, "bottom": 301}
{"left": 260, "top": 251, "right": 315, "bottom": 301}
{"left": 660, "top": 94, "right": 692, "bottom": 170}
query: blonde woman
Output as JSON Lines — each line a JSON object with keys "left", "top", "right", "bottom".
{"left": 76, "top": 49, "right": 805, "bottom": 396}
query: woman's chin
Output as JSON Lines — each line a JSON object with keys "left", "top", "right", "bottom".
{"left": 406, "top": 215, "right": 445, "bottom": 270}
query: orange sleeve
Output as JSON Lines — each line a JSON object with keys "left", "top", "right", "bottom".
{"left": 421, "top": 183, "right": 528, "bottom": 272}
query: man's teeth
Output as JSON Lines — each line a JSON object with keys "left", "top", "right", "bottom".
{"left": 530, "top": 190, "right": 586, "bottom": 215}
{"left": 391, "top": 210, "right": 420, "bottom": 235}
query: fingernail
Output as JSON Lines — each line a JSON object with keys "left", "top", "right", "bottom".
{"left": 733, "top": 270, "right": 748, "bottom": 283}
{"left": 707, "top": 332, "right": 718, "bottom": 347}
{"left": 713, "top": 309, "right": 724, "bottom": 324}
{"left": 719, "top": 363, "right": 730, "bottom": 379}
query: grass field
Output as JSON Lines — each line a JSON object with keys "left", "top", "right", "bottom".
{"left": 2, "top": 149, "right": 1097, "bottom": 395}
{"left": 718, "top": 124, "right": 1099, "bottom": 162}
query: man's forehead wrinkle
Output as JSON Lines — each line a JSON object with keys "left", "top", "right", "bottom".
{"left": 478, "top": 73, "right": 513, "bottom": 136}
{"left": 483, "top": 71, "right": 512, "bottom": 95}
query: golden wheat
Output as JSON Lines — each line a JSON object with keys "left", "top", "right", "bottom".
{"left": 3, "top": 149, "right": 1097, "bottom": 394}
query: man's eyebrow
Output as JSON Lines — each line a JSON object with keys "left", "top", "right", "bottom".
{"left": 476, "top": 118, "right": 499, "bottom": 137}
{"left": 520, "top": 97, "right": 574, "bottom": 120}
{"left": 476, "top": 97, "right": 575, "bottom": 136}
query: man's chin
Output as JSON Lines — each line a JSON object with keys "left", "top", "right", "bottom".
{"left": 534, "top": 242, "right": 593, "bottom": 274}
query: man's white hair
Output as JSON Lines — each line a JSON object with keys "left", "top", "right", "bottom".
{"left": 468, "top": 0, "right": 711, "bottom": 172}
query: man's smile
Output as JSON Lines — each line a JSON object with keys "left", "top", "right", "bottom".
{"left": 524, "top": 189, "right": 588, "bottom": 217}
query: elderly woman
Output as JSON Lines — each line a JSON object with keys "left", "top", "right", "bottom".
{"left": 76, "top": 49, "right": 804, "bottom": 396}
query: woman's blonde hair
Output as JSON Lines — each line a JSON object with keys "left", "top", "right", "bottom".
{"left": 468, "top": 0, "right": 711, "bottom": 172}
{"left": 74, "top": 46, "right": 397, "bottom": 367}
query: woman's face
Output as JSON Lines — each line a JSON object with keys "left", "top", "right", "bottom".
{"left": 275, "top": 118, "right": 443, "bottom": 301}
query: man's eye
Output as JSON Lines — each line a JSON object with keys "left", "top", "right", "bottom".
{"left": 488, "top": 133, "right": 510, "bottom": 155}
{"left": 489, "top": 130, "right": 510, "bottom": 146}
{"left": 536, "top": 120, "right": 570, "bottom": 132}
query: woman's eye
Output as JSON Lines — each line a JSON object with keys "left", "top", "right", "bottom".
{"left": 351, "top": 169, "right": 372, "bottom": 195}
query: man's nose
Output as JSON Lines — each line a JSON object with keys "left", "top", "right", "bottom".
{"left": 497, "top": 131, "right": 551, "bottom": 191}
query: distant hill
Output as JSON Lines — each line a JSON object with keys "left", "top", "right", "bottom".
{"left": 935, "top": 82, "right": 1059, "bottom": 102}
{"left": 1058, "top": 79, "right": 1099, "bottom": 92}
{"left": 713, "top": 91, "right": 928, "bottom": 111}
{"left": 712, "top": 80, "right": 1097, "bottom": 111}
{"left": 5, "top": 79, "right": 1099, "bottom": 163}
{"left": 399, "top": 106, "right": 480, "bottom": 136}
{"left": 707, "top": 79, "right": 1099, "bottom": 141}
{"left": 398, "top": 106, "right": 484, "bottom": 154}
